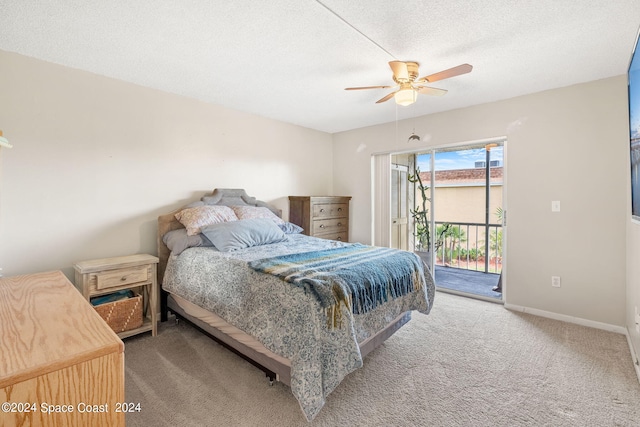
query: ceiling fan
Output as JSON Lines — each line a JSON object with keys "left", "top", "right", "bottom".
{"left": 345, "top": 61, "right": 473, "bottom": 106}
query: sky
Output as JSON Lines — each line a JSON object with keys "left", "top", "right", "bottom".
{"left": 416, "top": 146, "right": 504, "bottom": 171}
{"left": 630, "top": 65, "right": 640, "bottom": 140}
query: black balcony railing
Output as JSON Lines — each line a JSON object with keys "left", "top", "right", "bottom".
{"left": 434, "top": 221, "right": 502, "bottom": 274}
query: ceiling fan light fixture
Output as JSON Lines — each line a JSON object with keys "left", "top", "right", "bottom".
{"left": 345, "top": 60, "right": 471, "bottom": 105}
{"left": 394, "top": 88, "right": 417, "bottom": 106}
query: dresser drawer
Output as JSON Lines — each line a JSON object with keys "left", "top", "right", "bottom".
{"left": 95, "top": 265, "right": 149, "bottom": 290}
{"left": 315, "top": 231, "right": 348, "bottom": 242}
{"left": 312, "top": 218, "right": 348, "bottom": 235}
{"left": 312, "top": 203, "right": 348, "bottom": 219}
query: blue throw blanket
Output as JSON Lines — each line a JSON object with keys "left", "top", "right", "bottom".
{"left": 249, "top": 244, "right": 425, "bottom": 327}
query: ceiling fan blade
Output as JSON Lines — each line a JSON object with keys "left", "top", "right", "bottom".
{"left": 345, "top": 85, "right": 394, "bottom": 91}
{"left": 416, "top": 86, "right": 447, "bottom": 96}
{"left": 389, "top": 61, "right": 409, "bottom": 80}
{"left": 418, "top": 63, "right": 473, "bottom": 83}
{"left": 375, "top": 91, "right": 397, "bottom": 104}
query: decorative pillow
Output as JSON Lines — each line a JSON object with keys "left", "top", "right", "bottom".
{"left": 231, "top": 205, "right": 285, "bottom": 225}
{"left": 162, "top": 228, "right": 213, "bottom": 255}
{"left": 201, "top": 218, "right": 287, "bottom": 252}
{"left": 175, "top": 205, "right": 238, "bottom": 235}
{"left": 279, "top": 221, "right": 304, "bottom": 234}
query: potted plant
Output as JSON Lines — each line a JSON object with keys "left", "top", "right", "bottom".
{"left": 407, "top": 167, "right": 450, "bottom": 268}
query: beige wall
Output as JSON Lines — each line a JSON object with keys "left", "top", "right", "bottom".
{"left": 333, "top": 76, "right": 631, "bottom": 333}
{"left": 0, "top": 50, "right": 333, "bottom": 280}
{"left": 433, "top": 185, "right": 504, "bottom": 258}
{"left": 1, "top": 49, "right": 638, "bottom": 368}
{"left": 433, "top": 185, "right": 503, "bottom": 224}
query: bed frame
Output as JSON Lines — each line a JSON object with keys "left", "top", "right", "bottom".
{"left": 157, "top": 188, "right": 412, "bottom": 385}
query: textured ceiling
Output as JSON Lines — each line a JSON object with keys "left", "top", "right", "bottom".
{"left": 1, "top": 1, "right": 639, "bottom": 133}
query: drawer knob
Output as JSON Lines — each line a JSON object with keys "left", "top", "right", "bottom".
{"left": 319, "top": 224, "right": 325, "bottom": 228}
{"left": 120, "top": 276, "right": 127, "bottom": 281}
{"left": 337, "top": 223, "right": 342, "bottom": 226}
{"left": 337, "top": 208, "right": 342, "bottom": 212}
{"left": 320, "top": 208, "right": 325, "bottom": 212}
{"left": 337, "top": 237, "right": 343, "bottom": 241}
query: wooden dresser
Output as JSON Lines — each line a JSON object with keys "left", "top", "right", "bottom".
{"left": 0, "top": 271, "right": 125, "bottom": 427}
{"left": 289, "top": 196, "right": 351, "bottom": 242}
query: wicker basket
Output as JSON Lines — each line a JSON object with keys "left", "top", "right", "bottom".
{"left": 93, "top": 293, "right": 143, "bottom": 333}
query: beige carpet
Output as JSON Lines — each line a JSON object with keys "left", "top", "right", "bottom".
{"left": 124, "top": 292, "right": 640, "bottom": 426}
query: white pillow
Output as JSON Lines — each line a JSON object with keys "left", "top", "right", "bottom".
{"left": 175, "top": 205, "right": 238, "bottom": 235}
{"left": 231, "top": 205, "right": 284, "bottom": 224}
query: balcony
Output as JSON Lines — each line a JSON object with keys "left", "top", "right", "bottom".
{"left": 432, "top": 221, "right": 502, "bottom": 300}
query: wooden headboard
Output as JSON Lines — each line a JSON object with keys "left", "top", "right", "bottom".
{"left": 157, "top": 188, "right": 282, "bottom": 286}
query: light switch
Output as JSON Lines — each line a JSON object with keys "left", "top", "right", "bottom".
{"left": 551, "top": 201, "right": 561, "bottom": 212}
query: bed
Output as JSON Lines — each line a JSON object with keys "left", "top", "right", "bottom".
{"left": 157, "top": 188, "right": 435, "bottom": 421}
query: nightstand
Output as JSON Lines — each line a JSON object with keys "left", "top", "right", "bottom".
{"left": 74, "top": 254, "right": 159, "bottom": 338}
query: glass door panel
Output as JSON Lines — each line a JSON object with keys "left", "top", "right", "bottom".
{"left": 390, "top": 160, "right": 409, "bottom": 250}
{"left": 411, "top": 142, "right": 504, "bottom": 299}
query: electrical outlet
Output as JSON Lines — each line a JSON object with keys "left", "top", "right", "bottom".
{"left": 551, "top": 201, "right": 561, "bottom": 212}
{"left": 551, "top": 276, "right": 561, "bottom": 287}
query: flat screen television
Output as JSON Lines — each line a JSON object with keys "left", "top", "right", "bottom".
{"left": 629, "top": 26, "right": 640, "bottom": 221}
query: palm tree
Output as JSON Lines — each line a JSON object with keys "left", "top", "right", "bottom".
{"left": 439, "top": 224, "right": 466, "bottom": 265}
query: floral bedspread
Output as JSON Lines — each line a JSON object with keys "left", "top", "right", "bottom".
{"left": 162, "top": 234, "right": 435, "bottom": 421}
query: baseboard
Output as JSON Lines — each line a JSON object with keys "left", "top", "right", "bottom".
{"left": 625, "top": 328, "right": 640, "bottom": 384}
{"left": 503, "top": 303, "right": 627, "bottom": 335}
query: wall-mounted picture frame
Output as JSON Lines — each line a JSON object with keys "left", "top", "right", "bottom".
{"left": 628, "top": 26, "right": 640, "bottom": 221}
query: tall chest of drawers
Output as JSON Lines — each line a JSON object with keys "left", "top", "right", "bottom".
{"left": 288, "top": 196, "right": 351, "bottom": 242}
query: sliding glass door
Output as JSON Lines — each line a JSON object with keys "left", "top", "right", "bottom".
{"left": 427, "top": 142, "right": 504, "bottom": 299}
{"left": 388, "top": 139, "right": 505, "bottom": 300}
